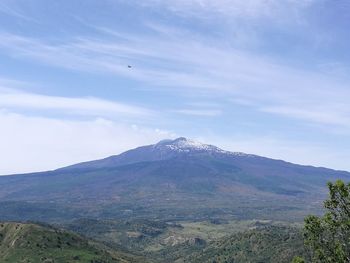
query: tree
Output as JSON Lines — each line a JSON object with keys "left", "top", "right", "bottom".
{"left": 302, "top": 180, "right": 350, "bottom": 262}
{"left": 292, "top": 256, "right": 305, "bottom": 263}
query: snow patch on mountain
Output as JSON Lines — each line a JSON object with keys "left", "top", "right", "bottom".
{"left": 154, "top": 137, "right": 251, "bottom": 156}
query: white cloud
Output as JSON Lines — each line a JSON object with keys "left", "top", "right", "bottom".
{"left": 261, "top": 105, "right": 350, "bottom": 127}
{"left": 0, "top": 23, "right": 350, "bottom": 132}
{"left": 137, "top": 0, "right": 314, "bottom": 22}
{"left": 0, "top": 89, "right": 153, "bottom": 118}
{"left": 173, "top": 109, "right": 222, "bottom": 117}
{"left": 0, "top": 29, "right": 350, "bottom": 131}
{"left": 0, "top": 110, "right": 174, "bottom": 175}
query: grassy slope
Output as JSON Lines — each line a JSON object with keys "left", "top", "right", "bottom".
{"left": 0, "top": 222, "right": 143, "bottom": 263}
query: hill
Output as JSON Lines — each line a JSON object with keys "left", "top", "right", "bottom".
{"left": 61, "top": 218, "right": 307, "bottom": 262}
{"left": 186, "top": 225, "right": 307, "bottom": 263}
{"left": 0, "top": 137, "right": 349, "bottom": 222}
{"left": 0, "top": 222, "right": 142, "bottom": 263}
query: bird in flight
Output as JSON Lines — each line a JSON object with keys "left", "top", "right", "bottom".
{"left": 128, "top": 65, "right": 132, "bottom": 68}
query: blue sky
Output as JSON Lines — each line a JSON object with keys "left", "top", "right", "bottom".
{"left": 1, "top": 0, "right": 350, "bottom": 174}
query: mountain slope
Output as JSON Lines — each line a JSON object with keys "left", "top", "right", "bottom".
{"left": 62, "top": 137, "right": 241, "bottom": 170}
{"left": 0, "top": 222, "right": 143, "bottom": 263}
{"left": 62, "top": 137, "right": 349, "bottom": 193}
{"left": 0, "top": 137, "right": 349, "bottom": 222}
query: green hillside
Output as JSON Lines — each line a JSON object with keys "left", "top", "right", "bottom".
{"left": 61, "top": 218, "right": 309, "bottom": 263}
{"left": 0, "top": 222, "right": 142, "bottom": 263}
{"left": 187, "top": 225, "right": 307, "bottom": 263}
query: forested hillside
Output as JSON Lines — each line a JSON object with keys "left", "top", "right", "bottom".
{"left": 0, "top": 222, "right": 143, "bottom": 263}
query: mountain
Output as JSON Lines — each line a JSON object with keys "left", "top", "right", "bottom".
{"left": 0, "top": 222, "right": 143, "bottom": 263}
{"left": 62, "top": 137, "right": 247, "bottom": 170}
{"left": 0, "top": 137, "right": 349, "bottom": 222}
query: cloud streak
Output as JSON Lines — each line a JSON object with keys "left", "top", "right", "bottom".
{"left": 0, "top": 89, "right": 153, "bottom": 118}
{"left": 173, "top": 108, "right": 222, "bottom": 117}
{"left": 0, "top": 27, "right": 349, "bottom": 131}
{"left": 0, "top": 1, "right": 37, "bottom": 22}
{"left": 136, "top": 0, "right": 315, "bottom": 23}
{"left": 0, "top": 90, "right": 154, "bottom": 117}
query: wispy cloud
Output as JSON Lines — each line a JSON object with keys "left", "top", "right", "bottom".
{"left": 261, "top": 105, "right": 350, "bottom": 128}
{"left": 173, "top": 108, "right": 222, "bottom": 117}
{"left": 1, "top": 27, "right": 349, "bottom": 131}
{"left": 0, "top": 83, "right": 153, "bottom": 119}
{"left": 0, "top": 1, "right": 37, "bottom": 22}
{"left": 137, "top": 0, "right": 315, "bottom": 23}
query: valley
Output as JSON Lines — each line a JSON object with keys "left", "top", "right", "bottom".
{"left": 0, "top": 219, "right": 306, "bottom": 263}
{"left": 60, "top": 218, "right": 306, "bottom": 262}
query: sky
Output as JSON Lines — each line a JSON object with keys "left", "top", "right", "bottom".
{"left": 1, "top": 0, "right": 350, "bottom": 174}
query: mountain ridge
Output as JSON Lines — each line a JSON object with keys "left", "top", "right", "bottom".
{"left": 59, "top": 137, "right": 346, "bottom": 173}
{"left": 60, "top": 137, "right": 254, "bottom": 172}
